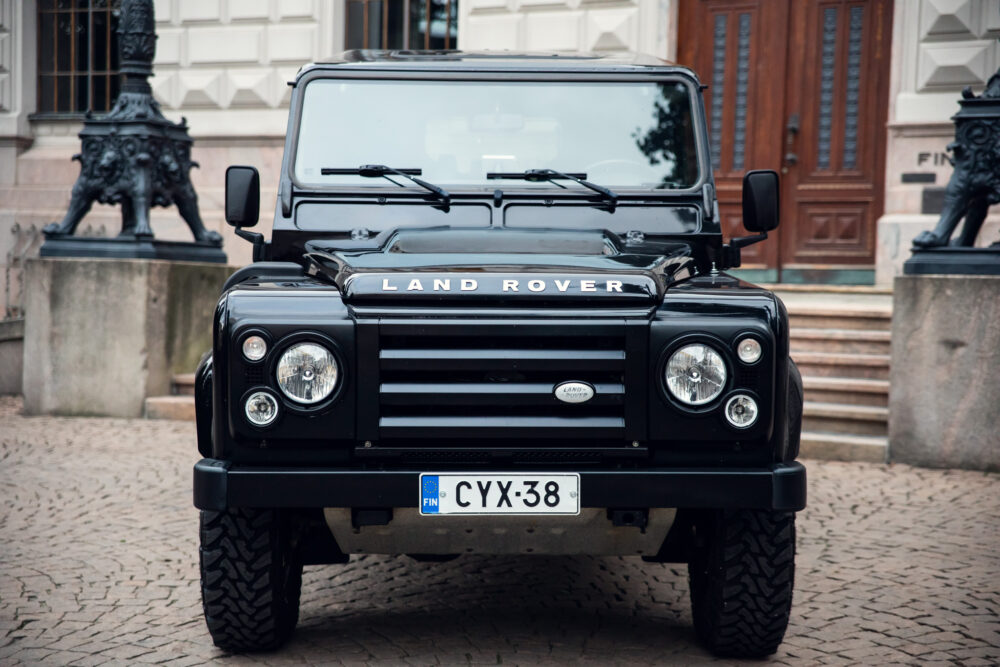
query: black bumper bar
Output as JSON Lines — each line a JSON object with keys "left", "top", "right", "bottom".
{"left": 194, "top": 459, "right": 806, "bottom": 512}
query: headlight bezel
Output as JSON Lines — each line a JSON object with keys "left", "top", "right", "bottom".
{"left": 269, "top": 331, "right": 346, "bottom": 413}
{"left": 657, "top": 335, "right": 732, "bottom": 412}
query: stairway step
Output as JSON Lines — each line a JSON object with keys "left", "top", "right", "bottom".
{"left": 800, "top": 432, "right": 888, "bottom": 463}
{"left": 787, "top": 307, "right": 891, "bottom": 332}
{"left": 793, "top": 351, "right": 890, "bottom": 380}
{"left": 802, "top": 376, "right": 889, "bottom": 407}
{"left": 172, "top": 373, "right": 197, "bottom": 396}
{"left": 790, "top": 327, "right": 891, "bottom": 355}
{"left": 145, "top": 395, "right": 195, "bottom": 421}
{"left": 802, "top": 401, "right": 888, "bottom": 437}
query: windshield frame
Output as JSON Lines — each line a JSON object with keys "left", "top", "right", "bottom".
{"left": 285, "top": 66, "right": 712, "bottom": 200}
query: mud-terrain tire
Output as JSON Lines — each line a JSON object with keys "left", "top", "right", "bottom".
{"left": 199, "top": 508, "right": 302, "bottom": 652}
{"left": 688, "top": 509, "right": 796, "bottom": 658}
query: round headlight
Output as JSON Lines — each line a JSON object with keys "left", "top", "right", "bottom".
{"left": 665, "top": 343, "right": 727, "bottom": 405}
{"left": 245, "top": 391, "right": 278, "bottom": 426}
{"left": 276, "top": 342, "right": 339, "bottom": 404}
{"left": 724, "top": 393, "right": 758, "bottom": 429}
{"left": 242, "top": 335, "right": 267, "bottom": 362}
{"left": 736, "top": 337, "right": 762, "bottom": 364}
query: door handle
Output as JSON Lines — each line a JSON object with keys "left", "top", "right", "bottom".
{"left": 782, "top": 113, "right": 800, "bottom": 172}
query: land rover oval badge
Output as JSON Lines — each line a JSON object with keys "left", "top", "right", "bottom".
{"left": 554, "top": 381, "right": 596, "bottom": 404}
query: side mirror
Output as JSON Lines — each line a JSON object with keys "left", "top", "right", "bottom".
{"left": 225, "top": 165, "right": 260, "bottom": 228}
{"left": 742, "top": 169, "right": 779, "bottom": 232}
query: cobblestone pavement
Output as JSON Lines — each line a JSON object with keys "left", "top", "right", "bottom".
{"left": 1, "top": 396, "right": 998, "bottom": 666}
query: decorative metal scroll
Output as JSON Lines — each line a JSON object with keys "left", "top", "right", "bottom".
{"left": 42, "top": 0, "right": 222, "bottom": 252}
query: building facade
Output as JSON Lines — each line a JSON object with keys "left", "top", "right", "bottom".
{"left": 1, "top": 0, "right": 998, "bottom": 313}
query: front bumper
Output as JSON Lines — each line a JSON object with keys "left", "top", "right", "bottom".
{"left": 193, "top": 459, "right": 806, "bottom": 512}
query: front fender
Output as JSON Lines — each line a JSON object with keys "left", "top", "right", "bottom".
{"left": 195, "top": 351, "right": 213, "bottom": 457}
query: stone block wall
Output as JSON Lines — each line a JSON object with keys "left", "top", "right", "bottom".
{"left": 149, "top": 0, "right": 344, "bottom": 138}
{"left": 458, "top": 0, "right": 674, "bottom": 60}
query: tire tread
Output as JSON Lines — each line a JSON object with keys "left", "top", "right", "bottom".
{"left": 199, "top": 508, "right": 301, "bottom": 652}
{"left": 689, "top": 509, "right": 795, "bottom": 658}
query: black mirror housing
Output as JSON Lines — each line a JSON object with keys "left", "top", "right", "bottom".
{"left": 742, "top": 169, "right": 780, "bottom": 233}
{"left": 225, "top": 165, "right": 260, "bottom": 228}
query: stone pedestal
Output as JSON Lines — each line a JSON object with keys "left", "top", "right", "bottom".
{"left": 890, "top": 275, "right": 1000, "bottom": 470}
{"left": 22, "top": 258, "right": 233, "bottom": 417}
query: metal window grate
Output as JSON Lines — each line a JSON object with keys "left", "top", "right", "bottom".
{"left": 346, "top": 0, "right": 458, "bottom": 51}
{"left": 37, "top": 0, "right": 122, "bottom": 116}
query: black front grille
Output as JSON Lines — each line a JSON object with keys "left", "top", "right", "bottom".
{"left": 373, "top": 320, "right": 632, "bottom": 444}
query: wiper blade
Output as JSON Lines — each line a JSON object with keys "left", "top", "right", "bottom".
{"left": 487, "top": 168, "right": 618, "bottom": 211}
{"left": 321, "top": 164, "right": 450, "bottom": 208}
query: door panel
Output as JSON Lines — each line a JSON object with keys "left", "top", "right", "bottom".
{"left": 678, "top": 0, "right": 891, "bottom": 275}
{"left": 678, "top": 0, "right": 788, "bottom": 269}
{"left": 780, "top": 0, "right": 891, "bottom": 267}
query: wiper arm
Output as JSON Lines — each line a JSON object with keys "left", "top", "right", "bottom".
{"left": 487, "top": 168, "right": 618, "bottom": 211}
{"left": 321, "top": 164, "right": 450, "bottom": 208}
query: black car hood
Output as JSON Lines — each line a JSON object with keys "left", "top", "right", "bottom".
{"left": 304, "top": 228, "right": 697, "bottom": 305}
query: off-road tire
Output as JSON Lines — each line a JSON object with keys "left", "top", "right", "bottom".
{"left": 688, "top": 509, "right": 796, "bottom": 658}
{"left": 199, "top": 508, "right": 302, "bottom": 652}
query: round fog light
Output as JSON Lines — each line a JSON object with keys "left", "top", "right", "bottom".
{"left": 242, "top": 335, "right": 267, "bottom": 362}
{"left": 245, "top": 391, "right": 278, "bottom": 426}
{"left": 736, "top": 337, "right": 762, "bottom": 364}
{"left": 724, "top": 393, "right": 758, "bottom": 429}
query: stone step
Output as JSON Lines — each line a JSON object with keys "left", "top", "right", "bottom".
{"left": 790, "top": 327, "right": 892, "bottom": 355}
{"left": 802, "top": 376, "right": 889, "bottom": 407}
{"left": 788, "top": 307, "right": 892, "bottom": 332}
{"left": 793, "top": 351, "right": 890, "bottom": 381}
{"left": 802, "top": 401, "right": 888, "bottom": 437}
{"left": 800, "top": 431, "right": 888, "bottom": 463}
{"left": 172, "top": 373, "right": 196, "bottom": 396}
{"left": 144, "top": 395, "right": 195, "bottom": 421}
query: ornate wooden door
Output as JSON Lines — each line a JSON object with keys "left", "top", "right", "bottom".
{"left": 678, "top": 0, "right": 892, "bottom": 279}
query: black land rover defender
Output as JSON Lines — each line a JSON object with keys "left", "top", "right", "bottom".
{"left": 193, "top": 51, "right": 805, "bottom": 658}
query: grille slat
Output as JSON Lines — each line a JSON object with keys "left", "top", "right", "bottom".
{"left": 379, "top": 348, "right": 625, "bottom": 372}
{"left": 379, "top": 382, "right": 624, "bottom": 406}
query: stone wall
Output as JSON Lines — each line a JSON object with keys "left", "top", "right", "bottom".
{"left": 149, "top": 0, "right": 344, "bottom": 138}
{"left": 877, "top": 0, "right": 1000, "bottom": 286}
{"left": 22, "top": 258, "right": 234, "bottom": 417}
{"left": 889, "top": 275, "right": 1000, "bottom": 471}
{"left": 458, "top": 0, "right": 674, "bottom": 60}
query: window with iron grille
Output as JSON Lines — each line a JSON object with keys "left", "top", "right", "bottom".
{"left": 37, "top": 0, "right": 121, "bottom": 116}
{"left": 346, "top": 0, "right": 458, "bottom": 50}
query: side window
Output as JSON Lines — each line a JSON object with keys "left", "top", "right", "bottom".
{"left": 345, "top": 0, "right": 458, "bottom": 50}
{"left": 37, "top": 0, "right": 122, "bottom": 116}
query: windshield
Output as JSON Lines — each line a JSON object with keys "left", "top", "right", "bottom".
{"left": 293, "top": 78, "right": 701, "bottom": 190}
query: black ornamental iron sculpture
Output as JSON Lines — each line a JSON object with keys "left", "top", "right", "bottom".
{"left": 906, "top": 69, "right": 1000, "bottom": 275}
{"left": 41, "top": 0, "right": 225, "bottom": 263}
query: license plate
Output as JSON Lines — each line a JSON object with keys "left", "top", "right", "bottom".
{"left": 419, "top": 473, "right": 580, "bottom": 516}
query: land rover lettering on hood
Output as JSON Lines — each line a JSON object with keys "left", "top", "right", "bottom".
{"left": 193, "top": 51, "right": 805, "bottom": 659}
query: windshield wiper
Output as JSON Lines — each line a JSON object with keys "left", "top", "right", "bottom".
{"left": 321, "top": 165, "right": 450, "bottom": 208}
{"left": 486, "top": 168, "right": 618, "bottom": 212}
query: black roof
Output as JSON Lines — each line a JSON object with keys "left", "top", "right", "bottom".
{"left": 296, "top": 50, "right": 695, "bottom": 81}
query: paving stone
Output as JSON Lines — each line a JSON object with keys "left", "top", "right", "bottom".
{"left": 0, "top": 395, "right": 998, "bottom": 665}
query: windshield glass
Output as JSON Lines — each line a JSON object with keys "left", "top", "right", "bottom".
{"left": 294, "top": 78, "right": 701, "bottom": 190}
